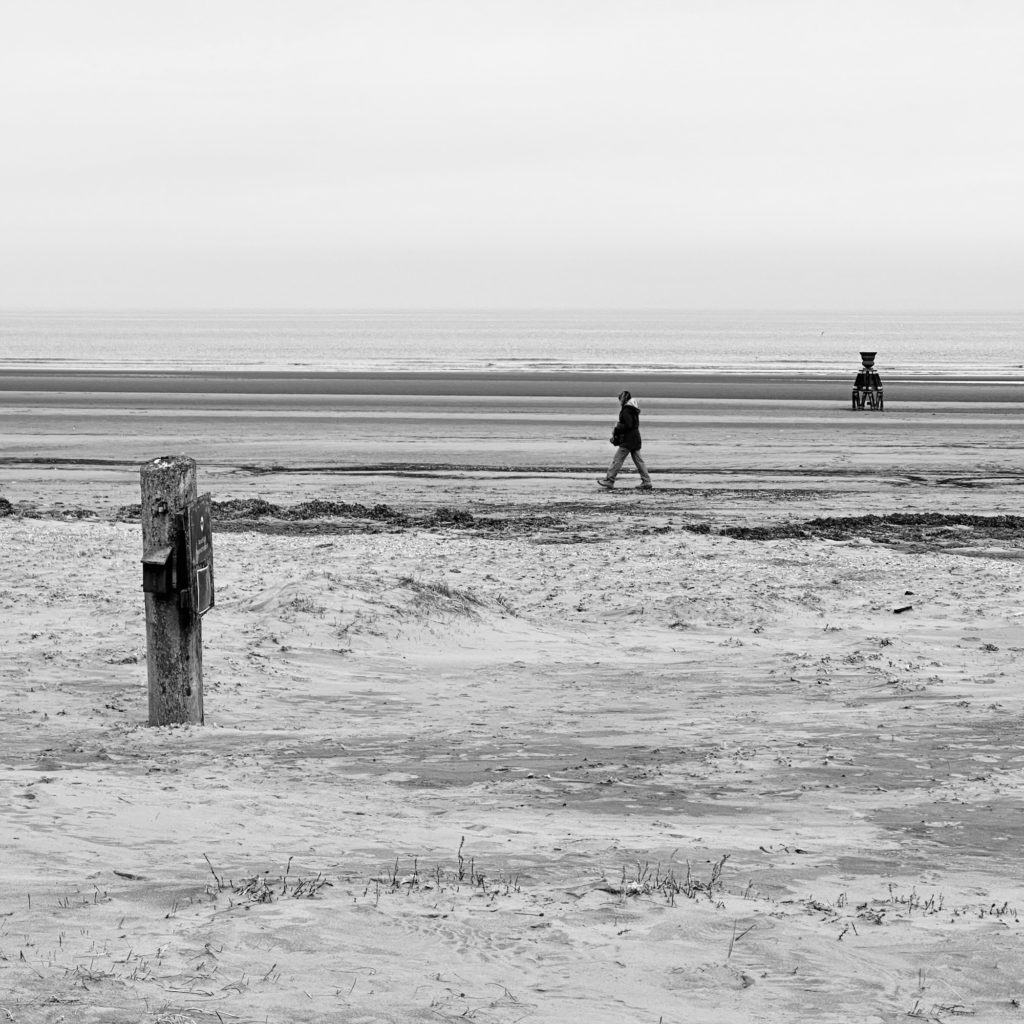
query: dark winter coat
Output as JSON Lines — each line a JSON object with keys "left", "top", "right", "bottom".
{"left": 612, "top": 398, "right": 642, "bottom": 451}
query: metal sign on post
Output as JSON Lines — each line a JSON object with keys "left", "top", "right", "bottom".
{"left": 184, "top": 493, "right": 215, "bottom": 617}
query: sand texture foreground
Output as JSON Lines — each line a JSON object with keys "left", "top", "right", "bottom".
{"left": 1, "top": 372, "right": 1024, "bottom": 1023}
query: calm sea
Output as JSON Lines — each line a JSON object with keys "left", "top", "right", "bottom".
{"left": 1, "top": 310, "right": 1022, "bottom": 375}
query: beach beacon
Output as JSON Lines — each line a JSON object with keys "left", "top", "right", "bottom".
{"left": 851, "top": 351, "right": 884, "bottom": 410}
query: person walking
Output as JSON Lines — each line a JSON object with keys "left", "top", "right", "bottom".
{"left": 597, "top": 389, "right": 653, "bottom": 490}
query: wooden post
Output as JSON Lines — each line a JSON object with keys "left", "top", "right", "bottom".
{"left": 141, "top": 455, "right": 204, "bottom": 726}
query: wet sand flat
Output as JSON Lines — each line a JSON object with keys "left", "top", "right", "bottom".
{"left": 3, "top": 365, "right": 1023, "bottom": 399}
{"left": 1, "top": 367, "right": 1022, "bottom": 476}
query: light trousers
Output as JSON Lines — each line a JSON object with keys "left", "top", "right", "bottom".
{"left": 606, "top": 446, "right": 651, "bottom": 485}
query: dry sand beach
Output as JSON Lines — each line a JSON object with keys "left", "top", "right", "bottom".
{"left": 2, "top": 369, "right": 1024, "bottom": 1023}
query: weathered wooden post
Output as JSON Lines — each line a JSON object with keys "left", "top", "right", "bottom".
{"left": 140, "top": 455, "right": 215, "bottom": 726}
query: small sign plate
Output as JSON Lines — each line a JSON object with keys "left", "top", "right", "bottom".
{"left": 186, "top": 493, "right": 215, "bottom": 616}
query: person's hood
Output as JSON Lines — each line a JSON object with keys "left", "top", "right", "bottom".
{"left": 625, "top": 398, "right": 640, "bottom": 411}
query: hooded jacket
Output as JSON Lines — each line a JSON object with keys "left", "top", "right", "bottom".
{"left": 612, "top": 395, "right": 642, "bottom": 451}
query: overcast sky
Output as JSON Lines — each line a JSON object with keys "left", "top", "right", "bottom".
{"left": 2, "top": 1, "right": 1022, "bottom": 309}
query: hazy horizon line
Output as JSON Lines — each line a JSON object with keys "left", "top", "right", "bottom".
{"left": 4, "top": 306, "right": 1024, "bottom": 316}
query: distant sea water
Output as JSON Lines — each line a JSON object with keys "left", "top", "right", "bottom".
{"left": 1, "top": 310, "right": 1022, "bottom": 376}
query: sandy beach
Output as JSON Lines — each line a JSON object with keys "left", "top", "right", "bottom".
{"left": 2, "top": 370, "right": 1024, "bottom": 1023}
